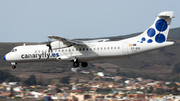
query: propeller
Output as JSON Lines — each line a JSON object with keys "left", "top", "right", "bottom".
{"left": 46, "top": 39, "right": 52, "bottom": 53}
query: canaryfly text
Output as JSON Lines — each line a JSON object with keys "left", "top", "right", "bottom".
{"left": 21, "top": 53, "right": 59, "bottom": 59}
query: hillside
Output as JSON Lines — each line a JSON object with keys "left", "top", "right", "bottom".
{"left": 0, "top": 27, "right": 180, "bottom": 83}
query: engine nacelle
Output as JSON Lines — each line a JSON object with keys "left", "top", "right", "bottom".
{"left": 51, "top": 41, "right": 69, "bottom": 49}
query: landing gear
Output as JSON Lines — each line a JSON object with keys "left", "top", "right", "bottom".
{"left": 81, "top": 62, "right": 88, "bottom": 67}
{"left": 11, "top": 62, "right": 17, "bottom": 69}
{"left": 71, "top": 57, "right": 88, "bottom": 67}
{"left": 73, "top": 62, "right": 79, "bottom": 67}
{"left": 12, "top": 65, "right": 16, "bottom": 69}
{"left": 73, "top": 62, "right": 88, "bottom": 67}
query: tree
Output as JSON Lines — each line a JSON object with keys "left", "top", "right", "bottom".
{"left": 59, "top": 76, "right": 70, "bottom": 84}
{"left": 166, "top": 82, "right": 178, "bottom": 88}
{"left": 37, "top": 76, "right": 47, "bottom": 86}
{"left": 172, "top": 63, "right": 180, "bottom": 73}
{"left": 8, "top": 86, "right": 14, "bottom": 97}
{"left": 0, "top": 69, "right": 20, "bottom": 83}
{"left": 116, "top": 68, "right": 120, "bottom": 72}
{"left": 155, "top": 88, "right": 164, "bottom": 95}
{"left": 172, "top": 86, "right": 178, "bottom": 95}
{"left": 96, "top": 88, "right": 112, "bottom": 93}
{"left": 55, "top": 88, "right": 62, "bottom": 93}
{"left": 29, "top": 75, "right": 37, "bottom": 85}
{"left": 147, "top": 86, "right": 153, "bottom": 93}
{"left": 75, "top": 79, "right": 79, "bottom": 84}
{"left": 23, "top": 75, "right": 37, "bottom": 86}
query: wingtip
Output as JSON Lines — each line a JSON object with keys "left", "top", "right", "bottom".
{"left": 47, "top": 35, "right": 52, "bottom": 38}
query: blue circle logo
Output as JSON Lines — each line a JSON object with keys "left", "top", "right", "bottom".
{"left": 155, "top": 19, "right": 168, "bottom": 32}
{"left": 147, "top": 39, "right": 153, "bottom": 43}
{"left": 147, "top": 28, "right": 155, "bottom": 37}
{"left": 142, "top": 37, "right": 146, "bottom": 41}
{"left": 155, "top": 34, "right": 166, "bottom": 43}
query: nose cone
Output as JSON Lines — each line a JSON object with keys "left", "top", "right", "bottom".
{"left": 3, "top": 55, "right": 6, "bottom": 61}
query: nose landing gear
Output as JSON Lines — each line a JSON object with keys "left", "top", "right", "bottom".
{"left": 11, "top": 62, "right": 17, "bottom": 69}
{"left": 12, "top": 65, "right": 16, "bottom": 69}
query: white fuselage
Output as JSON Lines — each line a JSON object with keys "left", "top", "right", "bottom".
{"left": 4, "top": 40, "right": 174, "bottom": 63}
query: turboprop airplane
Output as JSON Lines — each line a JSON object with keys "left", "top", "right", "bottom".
{"left": 3, "top": 11, "right": 174, "bottom": 69}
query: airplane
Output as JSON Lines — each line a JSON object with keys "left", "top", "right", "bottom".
{"left": 3, "top": 11, "right": 174, "bottom": 69}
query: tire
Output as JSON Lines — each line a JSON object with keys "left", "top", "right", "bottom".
{"left": 73, "top": 62, "right": 79, "bottom": 67}
{"left": 81, "top": 62, "right": 88, "bottom": 67}
{"left": 12, "top": 66, "right": 16, "bottom": 69}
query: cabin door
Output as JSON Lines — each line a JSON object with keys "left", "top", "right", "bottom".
{"left": 122, "top": 42, "right": 128, "bottom": 55}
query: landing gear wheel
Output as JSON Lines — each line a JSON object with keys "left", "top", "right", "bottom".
{"left": 81, "top": 62, "right": 88, "bottom": 67}
{"left": 12, "top": 65, "right": 16, "bottom": 69}
{"left": 73, "top": 62, "right": 79, "bottom": 67}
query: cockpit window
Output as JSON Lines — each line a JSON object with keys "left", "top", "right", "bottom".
{"left": 11, "top": 49, "right": 17, "bottom": 52}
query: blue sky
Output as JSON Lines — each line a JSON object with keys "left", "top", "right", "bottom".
{"left": 0, "top": 0, "right": 179, "bottom": 42}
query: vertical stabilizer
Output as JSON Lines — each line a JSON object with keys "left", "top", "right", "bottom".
{"left": 135, "top": 11, "right": 174, "bottom": 43}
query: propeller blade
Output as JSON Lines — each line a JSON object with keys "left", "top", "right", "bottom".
{"left": 46, "top": 39, "right": 52, "bottom": 53}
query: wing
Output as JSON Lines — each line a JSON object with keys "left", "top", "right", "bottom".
{"left": 81, "top": 39, "right": 109, "bottom": 43}
{"left": 47, "top": 35, "right": 86, "bottom": 46}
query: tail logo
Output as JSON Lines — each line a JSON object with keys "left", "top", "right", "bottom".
{"left": 155, "top": 19, "right": 168, "bottom": 32}
{"left": 155, "top": 33, "right": 166, "bottom": 43}
{"left": 138, "top": 19, "right": 168, "bottom": 43}
{"left": 147, "top": 28, "right": 155, "bottom": 37}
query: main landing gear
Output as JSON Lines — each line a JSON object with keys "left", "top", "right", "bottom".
{"left": 81, "top": 62, "right": 88, "bottom": 67}
{"left": 72, "top": 57, "right": 88, "bottom": 68}
{"left": 11, "top": 62, "right": 17, "bottom": 69}
{"left": 73, "top": 62, "right": 79, "bottom": 67}
{"left": 72, "top": 60, "right": 88, "bottom": 68}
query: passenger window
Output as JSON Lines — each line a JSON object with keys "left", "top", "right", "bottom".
{"left": 86, "top": 48, "right": 88, "bottom": 51}
{"left": 83, "top": 48, "right": 85, "bottom": 51}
